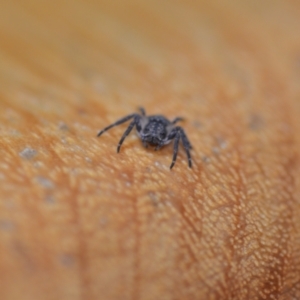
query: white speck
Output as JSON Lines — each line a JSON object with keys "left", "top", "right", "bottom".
{"left": 73, "top": 122, "right": 89, "bottom": 131}
{"left": 217, "top": 137, "right": 228, "bottom": 149}
{"left": 33, "top": 161, "right": 43, "bottom": 168}
{"left": 154, "top": 161, "right": 163, "bottom": 168}
{"left": 61, "top": 137, "right": 68, "bottom": 144}
{"left": 19, "top": 148, "right": 37, "bottom": 159}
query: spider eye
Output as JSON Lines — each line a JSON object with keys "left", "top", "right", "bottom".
{"left": 160, "top": 133, "right": 166, "bottom": 139}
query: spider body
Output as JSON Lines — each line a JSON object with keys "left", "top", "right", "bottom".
{"left": 137, "top": 115, "right": 171, "bottom": 146}
{"left": 97, "top": 108, "right": 192, "bottom": 169}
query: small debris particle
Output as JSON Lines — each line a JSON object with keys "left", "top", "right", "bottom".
{"left": 99, "top": 217, "right": 108, "bottom": 226}
{"left": 35, "top": 176, "right": 54, "bottom": 189}
{"left": 193, "top": 120, "right": 203, "bottom": 129}
{"left": 45, "top": 195, "right": 55, "bottom": 204}
{"left": 212, "top": 147, "right": 220, "bottom": 155}
{"left": 9, "top": 129, "right": 20, "bottom": 136}
{"left": 202, "top": 156, "right": 210, "bottom": 163}
{"left": 58, "top": 121, "right": 69, "bottom": 131}
{"left": 0, "top": 220, "right": 15, "bottom": 231}
{"left": 59, "top": 254, "right": 75, "bottom": 267}
{"left": 85, "top": 157, "right": 92, "bottom": 163}
{"left": 19, "top": 148, "right": 37, "bottom": 159}
{"left": 148, "top": 191, "right": 159, "bottom": 205}
{"left": 249, "top": 114, "right": 264, "bottom": 131}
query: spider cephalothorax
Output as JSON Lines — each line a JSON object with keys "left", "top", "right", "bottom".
{"left": 97, "top": 107, "right": 192, "bottom": 169}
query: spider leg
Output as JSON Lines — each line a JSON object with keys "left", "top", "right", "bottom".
{"left": 117, "top": 119, "right": 137, "bottom": 153}
{"left": 138, "top": 107, "right": 146, "bottom": 116}
{"left": 172, "top": 117, "right": 184, "bottom": 124}
{"left": 185, "top": 134, "right": 192, "bottom": 149}
{"left": 170, "top": 129, "right": 181, "bottom": 169}
{"left": 176, "top": 124, "right": 192, "bottom": 149}
{"left": 97, "top": 113, "right": 137, "bottom": 137}
{"left": 179, "top": 128, "right": 192, "bottom": 168}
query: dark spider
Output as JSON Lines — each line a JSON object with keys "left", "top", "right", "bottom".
{"left": 97, "top": 107, "right": 193, "bottom": 169}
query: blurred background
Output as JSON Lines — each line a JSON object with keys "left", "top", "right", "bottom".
{"left": 0, "top": 0, "right": 300, "bottom": 299}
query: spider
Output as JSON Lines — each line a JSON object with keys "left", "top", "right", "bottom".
{"left": 97, "top": 107, "right": 192, "bottom": 169}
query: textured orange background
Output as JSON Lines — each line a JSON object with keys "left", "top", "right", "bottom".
{"left": 0, "top": 1, "right": 300, "bottom": 299}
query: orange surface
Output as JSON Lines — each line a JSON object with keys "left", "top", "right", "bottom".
{"left": 0, "top": 1, "right": 300, "bottom": 299}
